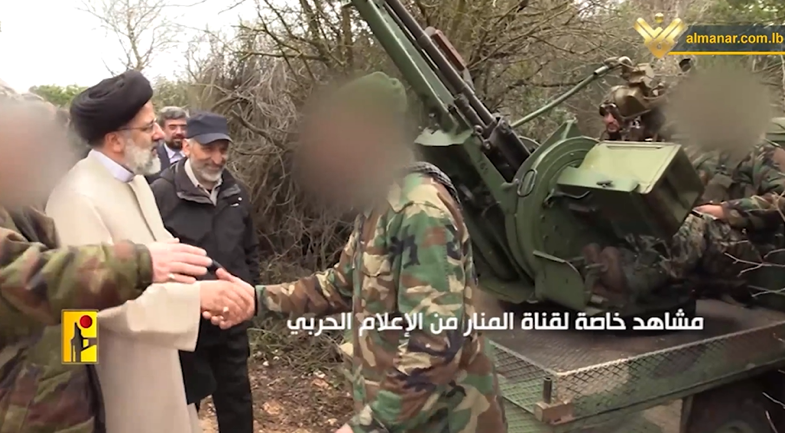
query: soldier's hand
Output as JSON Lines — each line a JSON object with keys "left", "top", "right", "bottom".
{"left": 202, "top": 269, "right": 256, "bottom": 329}
{"left": 693, "top": 204, "right": 726, "bottom": 220}
{"left": 199, "top": 279, "right": 255, "bottom": 328}
{"left": 147, "top": 239, "right": 211, "bottom": 284}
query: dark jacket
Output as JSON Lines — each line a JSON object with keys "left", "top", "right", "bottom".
{"left": 150, "top": 159, "right": 260, "bottom": 402}
{"left": 150, "top": 159, "right": 260, "bottom": 286}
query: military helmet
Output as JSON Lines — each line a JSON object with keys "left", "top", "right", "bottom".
{"left": 599, "top": 62, "right": 670, "bottom": 121}
{"left": 599, "top": 85, "right": 652, "bottom": 119}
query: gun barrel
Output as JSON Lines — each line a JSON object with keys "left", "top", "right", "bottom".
{"left": 384, "top": 0, "right": 494, "bottom": 128}
{"left": 511, "top": 63, "right": 617, "bottom": 129}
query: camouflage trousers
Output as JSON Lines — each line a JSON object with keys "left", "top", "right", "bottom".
{"left": 625, "top": 214, "right": 763, "bottom": 292}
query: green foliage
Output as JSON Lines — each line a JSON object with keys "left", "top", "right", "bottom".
{"left": 28, "top": 84, "right": 86, "bottom": 107}
{"left": 701, "top": 0, "right": 785, "bottom": 24}
{"left": 27, "top": 80, "right": 194, "bottom": 111}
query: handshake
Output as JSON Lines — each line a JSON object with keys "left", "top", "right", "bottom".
{"left": 146, "top": 239, "right": 257, "bottom": 329}
{"left": 198, "top": 269, "right": 256, "bottom": 329}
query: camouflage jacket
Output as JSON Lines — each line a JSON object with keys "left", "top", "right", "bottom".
{"left": 254, "top": 172, "right": 506, "bottom": 433}
{"left": 684, "top": 142, "right": 785, "bottom": 231}
{"left": 0, "top": 206, "right": 153, "bottom": 433}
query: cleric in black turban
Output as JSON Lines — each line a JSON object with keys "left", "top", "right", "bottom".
{"left": 70, "top": 70, "right": 154, "bottom": 145}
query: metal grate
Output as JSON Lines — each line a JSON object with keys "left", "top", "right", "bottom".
{"left": 491, "top": 300, "right": 785, "bottom": 431}
{"left": 503, "top": 400, "right": 682, "bottom": 433}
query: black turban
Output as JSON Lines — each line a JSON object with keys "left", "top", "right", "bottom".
{"left": 70, "top": 70, "right": 153, "bottom": 145}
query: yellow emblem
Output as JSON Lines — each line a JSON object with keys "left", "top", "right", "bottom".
{"left": 635, "top": 14, "right": 687, "bottom": 59}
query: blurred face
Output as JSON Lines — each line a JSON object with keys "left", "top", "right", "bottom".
{"left": 104, "top": 102, "right": 164, "bottom": 175}
{"left": 603, "top": 112, "right": 620, "bottom": 133}
{"left": 162, "top": 117, "right": 187, "bottom": 150}
{"left": 184, "top": 139, "right": 229, "bottom": 184}
{"left": 297, "top": 102, "right": 407, "bottom": 208}
{"left": 0, "top": 102, "right": 72, "bottom": 206}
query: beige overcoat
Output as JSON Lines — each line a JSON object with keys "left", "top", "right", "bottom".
{"left": 46, "top": 151, "right": 202, "bottom": 433}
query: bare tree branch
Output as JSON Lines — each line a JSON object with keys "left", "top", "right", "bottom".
{"left": 82, "top": 0, "right": 179, "bottom": 71}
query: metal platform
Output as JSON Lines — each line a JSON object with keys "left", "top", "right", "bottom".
{"left": 502, "top": 399, "right": 682, "bottom": 433}
{"left": 489, "top": 300, "right": 785, "bottom": 430}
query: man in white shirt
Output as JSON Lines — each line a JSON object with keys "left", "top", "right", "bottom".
{"left": 46, "top": 70, "right": 255, "bottom": 433}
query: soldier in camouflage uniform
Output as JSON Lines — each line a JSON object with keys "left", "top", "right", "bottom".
{"left": 699, "top": 159, "right": 785, "bottom": 233}
{"left": 0, "top": 89, "right": 215, "bottom": 432}
{"left": 598, "top": 96, "right": 669, "bottom": 142}
{"left": 215, "top": 73, "right": 506, "bottom": 433}
{"left": 590, "top": 71, "right": 785, "bottom": 298}
{"left": 586, "top": 142, "right": 785, "bottom": 298}
{"left": 0, "top": 212, "right": 158, "bottom": 432}
{"left": 598, "top": 62, "right": 672, "bottom": 142}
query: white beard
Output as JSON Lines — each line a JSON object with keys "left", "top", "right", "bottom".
{"left": 191, "top": 160, "right": 224, "bottom": 183}
{"left": 197, "top": 167, "right": 223, "bottom": 183}
{"left": 124, "top": 138, "right": 161, "bottom": 175}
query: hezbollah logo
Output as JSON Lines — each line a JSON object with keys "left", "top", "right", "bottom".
{"left": 635, "top": 13, "right": 687, "bottom": 59}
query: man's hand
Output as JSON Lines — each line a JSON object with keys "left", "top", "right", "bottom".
{"left": 335, "top": 424, "right": 352, "bottom": 433}
{"left": 147, "top": 238, "right": 211, "bottom": 283}
{"left": 202, "top": 268, "right": 256, "bottom": 329}
{"left": 694, "top": 204, "right": 726, "bottom": 220}
{"left": 199, "top": 278, "right": 255, "bottom": 327}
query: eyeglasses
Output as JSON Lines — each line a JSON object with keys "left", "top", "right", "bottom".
{"left": 119, "top": 122, "right": 156, "bottom": 134}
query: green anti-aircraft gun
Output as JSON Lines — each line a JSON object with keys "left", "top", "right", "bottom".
{"left": 343, "top": 1, "right": 785, "bottom": 431}
{"left": 352, "top": 0, "right": 703, "bottom": 318}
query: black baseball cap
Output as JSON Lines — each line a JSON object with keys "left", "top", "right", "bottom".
{"left": 186, "top": 112, "right": 233, "bottom": 145}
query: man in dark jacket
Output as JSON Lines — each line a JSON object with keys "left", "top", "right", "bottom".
{"left": 150, "top": 111, "right": 258, "bottom": 433}
{"left": 146, "top": 106, "right": 189, "bottom": 183}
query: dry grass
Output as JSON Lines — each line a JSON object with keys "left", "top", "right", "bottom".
{"left": 199, "top": 319, "right": 353, "bottom": 432}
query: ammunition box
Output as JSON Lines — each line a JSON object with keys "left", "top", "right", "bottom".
{"left": 557, "top": 142, "right": 704, "bottom": 239}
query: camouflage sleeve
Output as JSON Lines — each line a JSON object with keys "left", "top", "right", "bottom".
{"left": 722, "top": 145, "right": 785, "bottom": 229}
{"left": 721, "top": 193, "right": 785, "bottom": 229}
{"left": 349, "top": 203, "right": 466, "bottom": 433}
{"left": 254, "top": 230, "right": 355, "bottom": 317}
{"left": 0, "top": 227, "right": 153, "bottom": 330}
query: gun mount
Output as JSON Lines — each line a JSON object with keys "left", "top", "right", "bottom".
{"left": 347, "top": 0, "right": 704, "bottom": 316}
{"left": 337, "top": 5, "right": 785, "bottom": 430}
